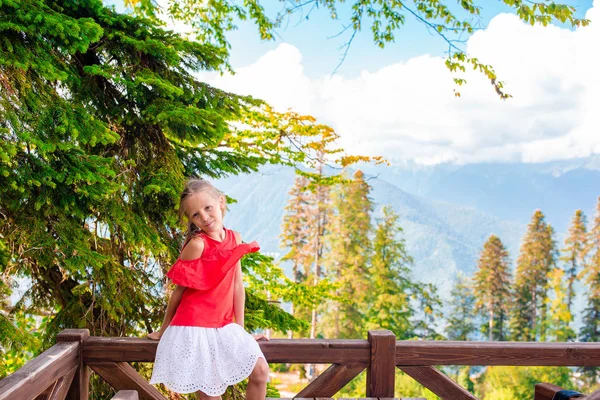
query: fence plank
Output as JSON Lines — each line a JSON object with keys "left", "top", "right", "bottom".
{"left": 57, "top": 329, "right": 90, "bottom": 400}
{"left": 34, "top": 382, "right": 56, "bottom": 400}
{"left": 295, "top": 364, "right": 365, "bottom": 397}
{"left": 0, "top": 342, "right": 78, "bottom": 400}
{"left": 396, "top": 340, "right": 600, "bottom": 366}
{"left": 84, "top": 337, "right": 370, "bottom": 364}
{"left": 399, "top": 366, "right": 478, "bottom": 400}
{"left": 534, "top": 383, "right": 585, "bottom": 400}
{"left": 49, "top": 365, "right": 78, "bottom": 400}
{"left": 367, "top": 331, "right": 396, "bottom": 398}
{"left": 536, "top": 383, "right": 566, "bottom": 400}
{"left": 84, "top": 337, "right": 600, "bottom": 367}
{"left": 88, "top": 362, "right": 165, "bottom": 400}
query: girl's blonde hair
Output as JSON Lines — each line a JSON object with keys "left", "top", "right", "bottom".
{"left": 179, "top": 178, "right": 226, "bottom": 241}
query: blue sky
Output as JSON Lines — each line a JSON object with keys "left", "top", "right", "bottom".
{"left": 104, "top": 0, "right": 600, "bottom": 165}
{"left": 223, "top": 0, "right": 595, "bottom": 77}
{"left": 106, "top": 0, "right": 594, "bottom": 77}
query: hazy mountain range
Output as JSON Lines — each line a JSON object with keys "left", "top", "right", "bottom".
{"left": 217, "top": 157, "right": 600, "bottom": 301}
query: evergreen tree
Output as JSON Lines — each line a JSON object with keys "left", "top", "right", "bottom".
{"left": 510, "top": 210, "right": 558, "bottom": 341}
{"left": 279, "top": 175, "right": 313, "bottom": 338}
{"left": 280, "top": 176, "right": 313, "bottom": 284}
{"left": 546, "top": 268, "right": 575, "bottom": 341}
{"left": 561, "top": 210, "right": 588, "bottom": 313}
{"left": 307, "top": 159, "right": 332, "bottom": 341}
{"left": 446, "top": 273, "right": 477, "bottom": 341}
{"left": 364, "top": 206, "right": 415, "bottom": 339}
{"left": 412, "top": 282, "right": 444, "bottom": 340}
{"left": 323, "top": 170, "right": 373, "bottom": 338}
{"left": 0, "top": 0, "right": 355, "bottom": 382}
{"left": 580, "top": 197, "right": 600, "bottom": 386}
{"left": 473, "top": 235, "right": 512, "bottom": 341}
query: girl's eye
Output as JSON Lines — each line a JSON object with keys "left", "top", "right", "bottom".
{"left": 192, "top": 213, "right": 198, "bottom": 217}
{"left": 206, "top": 206, "right": 211, "bottom": 210}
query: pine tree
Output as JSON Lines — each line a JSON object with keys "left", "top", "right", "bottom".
{"left": 307, "top": 158, "right": 333, "bottom": 341}
{"left": 510, "top": 210, "right": 558, "bottom": 341}
{"left": 364, "top": 206, "right": 415, "bottom": 339}
{"left": 0, "top": 0, "right": 348, "bottom": 366}
{"left": 561, "top": 210, "right": 588, "bottom": 313}
{"left": 323, "top": 170, "right": 373, "bottom": 339}
{"left": 446, "top": 273, "right": 477, "bottom": 341}
{"left": 412, "top": 282, "right": 444, "bottom": 340}
{"left": 546, "top": 268, "right": 575, "bottom": 341}
{"left": 473, "top": 235, "right": 512, "bottom": 341}
{"left": 279, "top": 175, "right": 314, "bottom": 340}
{"left": 280, "top": 176, "right": 313, "bottom": 284}
{"left": 580, "top": 197, "right": 600, "bottom": 386}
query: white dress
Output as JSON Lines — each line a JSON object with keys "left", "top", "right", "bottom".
{"left": 150, "top": 323, "right": 265, "bottom": 395}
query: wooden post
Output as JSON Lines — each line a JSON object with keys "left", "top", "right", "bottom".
{"left": 366, "top": 330, "right": 396, "bottom": 397}
{"left": 57, "top": 329, "right": 90, "bottom": 400}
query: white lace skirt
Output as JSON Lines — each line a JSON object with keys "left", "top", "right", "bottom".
{"left": 149, "top": 323, "right": 266, "bottom": 395}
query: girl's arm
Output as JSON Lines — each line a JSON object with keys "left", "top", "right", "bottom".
{"left": 148, "top": 284, "right": 186, "bottom": 340}
{"left": 233, "top": 231, "right": 245, "bottom": 328}
{"left": 148, "top": 237, "right": 204, "bottom": 340}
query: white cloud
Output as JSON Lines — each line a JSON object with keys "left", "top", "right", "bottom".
{"left": 204, "top": 44, "right": 315, "bottom": 114}
{"left": 205, "top": 1, "right": 600, "bottom": 165}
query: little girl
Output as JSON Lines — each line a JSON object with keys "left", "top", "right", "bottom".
{"left": 148, "top": 178, "right": 269, "bottom": 399}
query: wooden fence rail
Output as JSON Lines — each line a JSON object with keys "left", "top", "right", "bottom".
{"left": 3, "top": 329, "right": 600, "bottom": 400}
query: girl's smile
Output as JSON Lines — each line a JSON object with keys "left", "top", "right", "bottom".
{"left": 185, "top": 191, "right": 226, "bottom": 240}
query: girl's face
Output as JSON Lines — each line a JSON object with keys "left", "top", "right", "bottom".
{"left": 185, "top": 191, "right": 226, "bottom": 237}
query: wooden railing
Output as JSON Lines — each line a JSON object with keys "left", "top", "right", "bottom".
{"left": 2, "top": 329, "right": 600, "bottom": 400}
{"left": 534, "top": 383, "right": 587, "bottom": 400}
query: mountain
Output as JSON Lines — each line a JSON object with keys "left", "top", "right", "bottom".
{"left": 360, "top": 156, "right": 600, "bottom": 234}
{"left": 216, "top": 166, "right": 525, "bottom": 297}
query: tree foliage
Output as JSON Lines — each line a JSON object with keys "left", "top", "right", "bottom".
{"left": 0, "top": 0, "right": 365, "bottom": 386}
{"left": 280, "top": 176, "right": 313, "bottom": 284}
{"left": 323, "top": 170, "right": 374, "bottom": 339}
{"left": 561, "top": 209, "right": 588, "bottom": 313}
{"left": 126, "top": 0, "right": 590, "bottom": 98}
{"left": 478, "top": 366, "right": 573, "bottom": 399}
{"left": 446, "top": 273, "right": 476, "bottom": 341}
{"left": 546, "top": 268, "right": 575, "bottom": 341}
{"left": 580, "top": 198, "right": 600, "bottom": 387}
{"left": 364, "top": 206, "right": 416, "bottom": 339}
{"left": 510, "top": 210, "right": 557, "bottom": 341}
{"left": 473, "top": 235, "right": 512, "bottom": 341}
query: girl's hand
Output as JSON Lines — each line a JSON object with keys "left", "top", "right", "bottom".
{"left": 253, "top": 334, "right": 269, "bottom": 341}
{"left": 147, "top": 331, "right": 163, "bottom": 341}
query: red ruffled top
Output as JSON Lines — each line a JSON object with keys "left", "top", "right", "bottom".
{"left": 167, "top": 227, "right": 259, "bottom": 327}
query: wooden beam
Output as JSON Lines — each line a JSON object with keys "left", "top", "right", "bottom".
{"left": 0, "top": 342, "right": 79, "bottom": 400}
{"left": 112, "top": 390, "right": 140, "bottom": 400}
{"left": 57, "top": 329, "right": 90, "bottom": 400}
{"left": 34, "top": 382, "right": 56, "bottom": 400}
{"left": 395, "top": 340, "right": 600, "bottom": 366}
{"left": 83, "top": 337, "right": 370, "bottom": 364}
{"left": 263, "top": 339, "right": 370, "bottom": 364}
{"left": 88, "top": 362, "right": 165, "bottom": 400}
{"left": 83, "top": 336, "right": 600, "bottom": 366}
{"left": 295, "top": 363, "right": 365, "bottom": 397}
{"left": 534, "top": 383, "right": 586, "bottom": 400}
{"left": 49, "top": 366, "right": 78, "bottom": 400}
{"left": 399, "top": 366, "right": 478, "bottom": 400}
{"left": 535, "top": 383, "right": 565, "bottom": 400}
{"left": 367, "top": 330, "right": 396, "bottom": 398}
